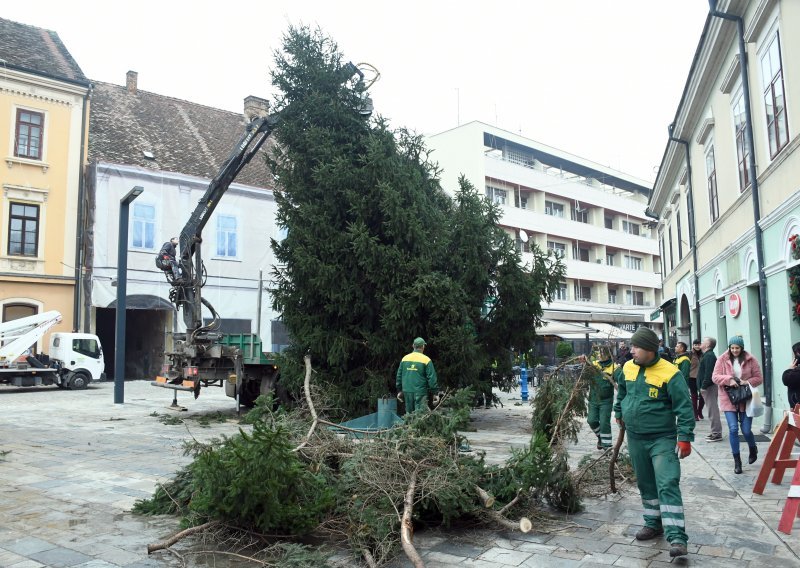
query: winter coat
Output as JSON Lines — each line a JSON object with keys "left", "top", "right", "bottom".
{"left": 711, "top": 351, "right": 764, "bottom": 413}
{"left": 614, "top": 355, "right": 695, "bottom": 442}
{"left": 396, "top": 350, "right": 438, "bottom": 395}
{"left": 589, "top": 359, "right": 618, "bottom": 403}
{"left": 673, "top": 354, "right": 691, "bottom": 382}
{"left": 698, "top": 350, "right": 717, "bottom": 390}
{"left": 689, "top": 350, "right": 701, "bottom": 379}
{"left": 782, "top": 366, "right": 800, "bottom": 409}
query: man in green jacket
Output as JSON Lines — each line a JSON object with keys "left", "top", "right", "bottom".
{"left": 673, "top": 342, "right": 691, "bottom": 382}
{"left": 587, "top": 346, "right": 620, "bottom": 450}
{"left": 614, "top": 327, "right": 695, "bottom": 559}
{"left": 396, "top": 337, "right": 439, "bottom": 413}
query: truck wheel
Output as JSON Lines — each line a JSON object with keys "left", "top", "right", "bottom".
{"left": 68, "top": 371, "right": 90, "bottom": 390}
{"left": 238, "top": 382, "right": 259, "bottom": 408}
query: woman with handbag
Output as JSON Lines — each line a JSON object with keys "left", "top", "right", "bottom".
{"left": 711, "top": 336, "right": 763, "bottom": 474}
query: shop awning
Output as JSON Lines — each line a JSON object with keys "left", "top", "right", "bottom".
{"left": 537, "top": 319, "right": 598, "bottom": 336}
{"left": 554, "top": 322, "right": 633, "bottom": 340}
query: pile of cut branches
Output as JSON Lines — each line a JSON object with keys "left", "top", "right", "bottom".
{"left": 134, "top": 356, "right": 593, "bottom": 566}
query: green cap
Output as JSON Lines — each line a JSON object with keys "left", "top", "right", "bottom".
{"left": 413, "top": 337, "right": 426, "bottom": 348}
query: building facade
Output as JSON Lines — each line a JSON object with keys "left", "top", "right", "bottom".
{"left": 0, "top": 17, "right": 90, "bottom": 346}
{"left": 650, "top": 0, "right": 799, "bottom": 428}
{"left": 427, "top": 122, "right": 663, "bottom": 356}
{"left": 85, "top": 73, "right": 285, "bottom": 380}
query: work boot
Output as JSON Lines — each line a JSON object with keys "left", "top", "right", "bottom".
{"left": 635, "top": 526, "right": 663, "bottom": 540}
{"left": 734, "top": 453, "right": 743, "bottom": 474}
{"left": 749, "top": 445, "right": 758, "bottom": 464}
{"left": 596, "top": 438, "right": 603, "bottom": 450}
{"left": 669, "top": 542, "right": 688, "bottom": 558}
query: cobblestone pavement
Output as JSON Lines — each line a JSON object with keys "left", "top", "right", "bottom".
{"left": 2, "top": 381, "right": 800, "bottom": 566}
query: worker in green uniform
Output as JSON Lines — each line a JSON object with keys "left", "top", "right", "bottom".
{"left": 673, "top": 342, "right": 691, "bottom": 383}
{"left": 587, "top": 346, "right": 619, "bottom": 450}
{"left": 396, "top": 337, "right": 439, "bottom": 413}
{"left": 614, "top": 327, "right": 695, "bottom": 559}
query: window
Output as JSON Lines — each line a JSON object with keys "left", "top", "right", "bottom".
{"left": 733, "top": 94, "right": 751, "bottom": 191}
{"left": 516, "top": 234, "right": 530, "bottom": 254}
{"left": 706, "top": 146, "right": 719, "bottom": 222}
{"left": 216, "top": 215, "right": 238, "bottom": 257}
{"left": 626, "top": 290, "right": 645, "bottom": 306}
{"left": 14, "top": 109, "right": 44, "bottom": 160}
{"left": 572, "top": 245, "right": 589, "bottom": 262}
{"left": 761, "top": 32, "right": 789, "bottom": 158}
{"left": 8, "top": 203, "right": 39, "bottom": 256}
{"left": 659, "top": 235, "right": 666, "bottom": 280}
{"left": 622, "top": 220, "right": 640, "bottom": 235}
{"left": 547, "top": 241, "right": 566, "bottom": 258}
{"left": 545, "top": 200, "right": 564, "bottom": 218}
{"left": 668, "top": 226, "right": 674, "bottom": 272}
{"left": 486, "top": 185, "right": 507, "bottom": 205}
{"left": 676, "top": 207, "right": 683, "bottom": 261}
{"left": 624, "top": 255, "right": 643, "bottom": 271}
{"left": 604, "top": 216, "right": 613, "bottom": 229}
{"left": 573, "top": 284, "right": 591, "bottom": 302}
{"left": 72, "top": 338, "right": 101, "bottom": 359}
{"left": 608, "top": 288, "right": 617, "bottom": 304}
{"left": 571, "top": 205, "right": 588, "bottom": 223}
{"left": 606, "top": 253, "right": 615, "bottom": 266}
{"left": 131, "top": 203, "right": 155, "bottom": 249}
{"left": 556, "top": 282, "right": 567, "bottom": 301}
{"left": 514, "top": 193, "right": 528, "bottom": 209}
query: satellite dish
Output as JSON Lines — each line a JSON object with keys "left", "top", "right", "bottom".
{"left": 519, "top": 230, "right": 529, "bottom": 243}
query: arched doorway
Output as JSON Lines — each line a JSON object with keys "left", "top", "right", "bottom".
{"left": 678, "top": 295, "right": 692, "bottom": 346}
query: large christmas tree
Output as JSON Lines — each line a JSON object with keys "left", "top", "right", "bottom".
{"left": 269, "top": 26, "right": 564, "bottom": 415}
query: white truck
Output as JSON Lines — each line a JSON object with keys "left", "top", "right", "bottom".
{"left": 0, "top": 311, "right": 105, "bottom": 389}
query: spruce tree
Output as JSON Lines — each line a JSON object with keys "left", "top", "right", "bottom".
{"left": 269, "top": 26, "right": 564, "bottom": 415}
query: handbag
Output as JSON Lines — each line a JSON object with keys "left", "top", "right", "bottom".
{"left": 726, "top": 381, "right": 753, "bottom": 405}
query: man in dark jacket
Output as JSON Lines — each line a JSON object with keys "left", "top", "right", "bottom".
{"left": 781, "top": 341, "right": 800, "bottom": 409}
{"left": 158, "top": 237, "right": 181, "bottom": 280}
{"left": 689, "top": 339, "right": 705, "bottom": 420}
{"left": 698, "top": 337, "right": 721, "bottom": 441}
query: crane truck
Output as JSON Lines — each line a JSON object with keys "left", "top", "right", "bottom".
{"left": 0, "top": 311, "right": 105, "bottom": 389}
{"left": 152, "top": 62, "right": 372, "bottom": 410}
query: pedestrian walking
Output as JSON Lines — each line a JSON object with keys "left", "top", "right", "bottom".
{"left": 616, "top": 341, "right": 631, "bottom": 366}
{"left": 396, "top": 337, "right": 439, "bottom": 413}
{"left": 712, "top": 336, "right": 763, "bottom": 474}
{"left": 698, "top": 337, "right": 722, "bottom": 442}
{"left": 614, "top": 326, "right": 695, "bottom": 558}
{"left": 689, "top": 339, "right": 705, "bottom": 420}
{"left": 586, "top": 346, "right": 619, "bottom": 450}
{"left": 781, "top": 342, "right": 800, "bottom": 408}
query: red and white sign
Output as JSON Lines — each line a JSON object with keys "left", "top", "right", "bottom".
{"left": 728, "top": 293, "right": 742, "bottom": 318}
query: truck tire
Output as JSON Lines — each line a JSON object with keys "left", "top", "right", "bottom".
{"left": 67, "top": 371, "right": 90, "bottom": 390}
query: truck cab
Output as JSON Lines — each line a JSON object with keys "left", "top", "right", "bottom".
{"left": 50, "top": 333, "right": 106, "bottom": 388}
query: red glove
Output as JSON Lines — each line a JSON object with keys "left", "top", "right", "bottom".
{"left": 676, "top": 441, "right": 691, "bottom": 459}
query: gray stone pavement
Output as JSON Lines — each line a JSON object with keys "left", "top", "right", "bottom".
{"left": 2, "top": 380, "right": 800, "bottom": 566}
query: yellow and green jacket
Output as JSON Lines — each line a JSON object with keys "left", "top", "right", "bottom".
{"left": 614, "top": 355, "right": 695, "bottom": 442}
{"left": 590, "top": 359, "right": 619, "bottom": 403}
{"left": 396, "top": 350, "right": 439, "bottom": 395}
{"left": 673, "top": 354, "right": 691, "bottom": 382}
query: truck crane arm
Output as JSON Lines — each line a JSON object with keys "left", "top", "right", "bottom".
{"left": 0, "top": 311, "right": 63, "bottom": 368}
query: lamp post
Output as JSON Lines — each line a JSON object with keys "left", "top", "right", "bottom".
{"left": 115, "top": 186, "right": 143, "bottom": 404}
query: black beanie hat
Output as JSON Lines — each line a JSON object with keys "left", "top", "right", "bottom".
{"left": 631, "top": 327, "right": 659, "bottom": 353}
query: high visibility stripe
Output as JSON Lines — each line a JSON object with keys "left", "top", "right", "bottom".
{"left": 660, "top": 505, "right": 684, "bottom": 514}
{"left": 642, "top": 498, "right": 660, "bottom": 506}
{"left": 661, "top": 517, "right": 685, "bottom": 527}
{"left": 643, "top": 508, "right": 661, "bottom": 517}
{"left": 600, "top": 434, "right": 612, "bottom": 439}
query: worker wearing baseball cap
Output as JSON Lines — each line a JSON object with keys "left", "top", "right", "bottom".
{"left": 614, "top": 326, "right": 695, "bottom": 558}
{"left": 396, "top": 337, "right": 439, "bottom": 413}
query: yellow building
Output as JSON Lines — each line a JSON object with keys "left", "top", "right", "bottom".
{"left": 0, "top": 17, "right": 90, "bottom": 338}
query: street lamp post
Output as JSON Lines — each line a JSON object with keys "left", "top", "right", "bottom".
{"left": 115, "top": 186, "right": 143, "bottom": 404}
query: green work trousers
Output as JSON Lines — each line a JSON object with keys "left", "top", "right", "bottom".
{"left": 628, "top": 435, "right": 688, "bottom": 545}
{"left": 587, "top": 400, "right": 613, "bottom": 448}
{"left": 403, "top": 392, "right": 428, "bottom": 413}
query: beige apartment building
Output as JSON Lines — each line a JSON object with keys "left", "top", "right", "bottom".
{"left": 427, "top": 122, "right": 662, "bottom": 352}
{"left": 649, "top": 0, "right": 800, "bottom": 428}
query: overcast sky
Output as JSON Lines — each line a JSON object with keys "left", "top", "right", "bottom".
{"left": 5, "top": 1, "right": 709, "bottom": 183}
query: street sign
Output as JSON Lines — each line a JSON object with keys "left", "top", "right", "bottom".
{"left": 650, "top": 309, "right": 661, "bottom": 321}
{"left": 728, "top": 293, "right": 742, "bottom": 318}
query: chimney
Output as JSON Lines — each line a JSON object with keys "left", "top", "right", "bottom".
{"left": 244, "top": 96, "right": 269, "bottom": 122}
{"left": 126, "top": 70, "right": 138, "bottom": 94}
